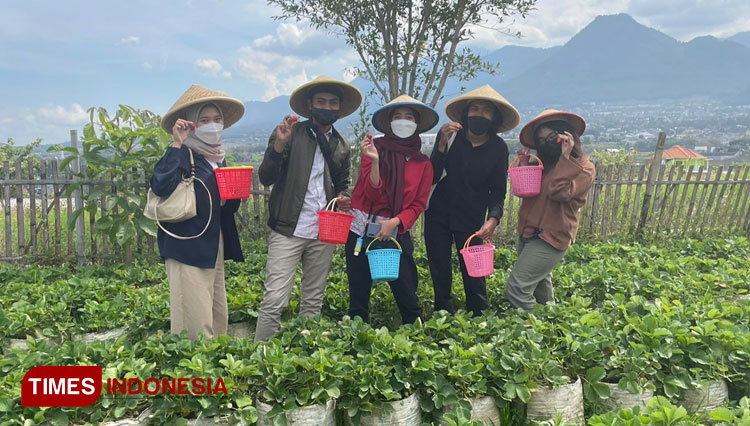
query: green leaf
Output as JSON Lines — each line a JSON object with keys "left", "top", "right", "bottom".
{"left": 709, "top": 407, "right": 734, "bottom": 423}
{"left": 236, "top": 395, "right": 253, "bottom": 408}
{"left": 0, "top": 397, "right": 13, "bottom": 412}
{"left": 114, "top": 405, "right": 128, "bottom": 418}
{"left": 58, "top": 156, "right": 77, "bottom": 172}
{"left": 586, "top": 366, "right": 606, "bottom": 383}
{"left": 48, "top": 409, "right": 69, "bottom": 426}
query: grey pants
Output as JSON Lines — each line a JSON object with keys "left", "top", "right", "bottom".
{"left": 254, "top": 230, "right": 336, "bottom": 341}
{"left": 505, "top": 237, "right": 567, "bottom": 311}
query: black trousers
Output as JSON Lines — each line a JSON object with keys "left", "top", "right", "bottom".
{"left": 345, "top": 231, "right": 422, "bottom": 325}
{"left": 424, "top": 216, "right": 488, "bottom": 317}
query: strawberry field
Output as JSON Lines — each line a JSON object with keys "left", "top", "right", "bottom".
{"left": 1, "top": 236, "right": 750, "bottom": 425}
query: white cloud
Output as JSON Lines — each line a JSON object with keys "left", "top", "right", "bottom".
{"left": 277, "top": 22, "right": 308, "bottom": 47}
{"left": 195, "top": 59, "right": 225, "bottom": 77}
{"left": 222, "top": 71, "right": 232, "bottom": 78}
{"left": 119, "top": 36, "right": 140, "bottom": 45}
{"left": 31, "top": 104, "right": 89, "bottom": 126}
{"left": 142, "top": 62, "right": 153, "bottom": 70}
{"left": 253, "top": 35, "right": 275, "bottom": 49}
{"left": 237, "top": 46, "right": 313, "bottom": 99}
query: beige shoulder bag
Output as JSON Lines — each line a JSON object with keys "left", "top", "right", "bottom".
{"left": 144, "top": 148, "right": 212, "bottom": 240}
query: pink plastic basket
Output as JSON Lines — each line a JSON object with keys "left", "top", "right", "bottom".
{"left": 508, "top": 154, "right": 544, "bottom": 198}
{"left": 317, "top": 198, "right": 354, "bottom": 245}
{"left": 459, "top": 233, "right": 495, "bottom": 278}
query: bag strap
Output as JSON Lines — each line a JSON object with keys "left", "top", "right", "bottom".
{"left": 155, "top": 175, "right": 213, "bottom": 241}
{"left": 187, "top": 147, "right": 196, "bottom": 177}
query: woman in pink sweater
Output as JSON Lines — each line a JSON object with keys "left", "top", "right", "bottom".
{"left": 505, "top": 109, "right": 595, "bottom": 310}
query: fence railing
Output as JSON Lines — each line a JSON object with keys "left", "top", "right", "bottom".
{"left": 2, "top": 133, "right": 749, "bottom": 263}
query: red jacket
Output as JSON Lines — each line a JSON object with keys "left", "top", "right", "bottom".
{"left": 351, "top": 154, "right": 434, "bottom": 234}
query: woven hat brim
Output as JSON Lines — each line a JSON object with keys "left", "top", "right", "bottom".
{"left": 445, "top": 96, "right": 521, "bottom": 133}
{"left": 519, "top": 111, "right": 586, "bottom": 148}
{"left": 162, "top": 96, "right": 245, "bottom": 134}
{"left": 372, "top": 102, "right": 440, "bottom": 134}
{"left": 289, "top": 79, "right": 362, "bottom": 119}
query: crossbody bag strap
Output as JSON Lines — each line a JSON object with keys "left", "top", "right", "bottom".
{"left": 155, "top": 147, "right": 213, "bottom": 240}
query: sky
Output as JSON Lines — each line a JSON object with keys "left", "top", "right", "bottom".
{"left": 1, "top": 0, "right": 749, "bottom": 144}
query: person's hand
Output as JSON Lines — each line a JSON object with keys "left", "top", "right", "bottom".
{"left": 437, "top": 122, "right": 462, "bottom": 152}
{"left": 361, "top": 133, "right": 378, "bottom": 162}
{"left": 336, "top": 195, "right": 352, "bottom": 213}
{"left": 559, "top": 131, "right": 575, "bottom": 159}
{"left": 517, "top": 147, "right": 531, "bottom": 166}
{"left": 376, "top": 217, "right": 400, "bottom": 241}
{"left": 476, "top": 217, "right": 498, "bottom": 241}
{"left": 274, "top": 115, "right": 298, "bottom": 153}
{"left": 172, "top": 119, "right": 195, "bottom": 147}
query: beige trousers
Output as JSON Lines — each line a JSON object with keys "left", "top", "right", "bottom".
{"left": 165, "top": 232, "right": 228, "bottom": 340}
{"left": 254, "top": 230, "right": 336, "bottom": 341}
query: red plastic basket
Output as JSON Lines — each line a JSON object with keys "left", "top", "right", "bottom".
{"left": 459, "top": 233, "right": 495, "bottom": 278}
{"left": 317, "top": 198, "right": 354, "bottom": 244}
{"left": 215, "top": 166, "right": 254, "bottom": 200}
{"left": 508, "top": 154, "right": 544, "bottom": 198}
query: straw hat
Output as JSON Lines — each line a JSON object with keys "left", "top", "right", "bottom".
{"left": 519, "top": 109, "right": 586, "bottom": 148}
{"left": 161, "top": 85, "right": 245, "bottom": 134}
{"left": 289, "top": 75, "right": 362, "bottom": 119}
{"left": 371, "top": 95, "right": 439, "bottom": 134}
{"left": 444, "top": 85, "right": 520, "bottom": 133}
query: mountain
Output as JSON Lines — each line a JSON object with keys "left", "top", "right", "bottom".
{"left": 226, "top": 13, "right": 750, "bottom": 136}
{"left": 727, "top": 31, "right": 750, "bottom": 48}
{"left": 500, "top": 14, "right": 750, "bottom": 106}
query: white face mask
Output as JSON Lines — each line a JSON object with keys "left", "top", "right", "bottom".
{"left": 194, "top": 122, "right": 224, "bottom": 145}
{"left": 391, "top": 119, "right": 417, "bottom": 139}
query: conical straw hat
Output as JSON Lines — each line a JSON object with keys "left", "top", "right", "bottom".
{"left": 161, "top": 85, "right": 245, "bottom": 133}
{"left": 371, "top": 94, "right": 440, "bottom": 134}
{"left": 444, "top": 85, "right": 520, "bottom": 133}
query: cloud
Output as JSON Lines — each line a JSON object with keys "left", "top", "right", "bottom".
{"left": 30, "top": 104, "right": 89, "bottom": 126}
{"left": 627, "top": 0, "right": 750, "bottom": 39}
{"left": 195, "top": 59, "right": 231, "bottom": 78}
{"left": 119, "top": 36, "right": 140, "bottom": 45}
{"left": 277, "top": 22, "right": 308, "bottom": 47}
{"left": 237, "top": 46, "right": 310, "bottom": 99}
{"left": 142, "top": 62, "right": 153, "bottom": 70}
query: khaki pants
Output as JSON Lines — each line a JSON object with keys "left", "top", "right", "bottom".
{"left": 254, "top": 230, "right": 336, "bottom": 341}
{"left": 505, "top": 237, "right": 567, "bottom": 311}
{"left": 165, "top": 232, "right": 228, "bottom": 340}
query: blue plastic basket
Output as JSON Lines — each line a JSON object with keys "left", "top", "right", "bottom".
{"left": 365, "top": 237, "right": 402, "bottom": 281}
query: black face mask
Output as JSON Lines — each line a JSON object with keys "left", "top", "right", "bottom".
{"left": 311, "top": 108, "right": 339, "bottom": 126}
{"left": 536, "top": 140, "right": 562, "bottom": 166}
{"left": 467, "top": 116, "right": 492, "bottom": 135}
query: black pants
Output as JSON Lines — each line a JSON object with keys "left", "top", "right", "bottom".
{"left": 424, "top": 216, "right": 488, "bottom": 317}
{"left": 345, "top": 231, "right": 422, "bottom": 325}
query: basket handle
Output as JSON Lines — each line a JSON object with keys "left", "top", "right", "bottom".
{"left": 324, "top": 198, "right": 338, "bottom": 211}
{"left": 462, "top": 233, "right": 490, "bottom": 251}
{"left": 365, "top": 237, "right": 402, "bottom": 253}
{"left": 509, "top": 153, "right": 543, "bottom": 169}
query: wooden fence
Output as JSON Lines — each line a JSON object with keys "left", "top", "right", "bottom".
{"left": 2, "top": 133, "right": 750, "bottom": 263}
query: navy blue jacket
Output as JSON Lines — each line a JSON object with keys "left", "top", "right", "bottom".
{"left": 149, "top": 145, "right": 244, "bottom": 268}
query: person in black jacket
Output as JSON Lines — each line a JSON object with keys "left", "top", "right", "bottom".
{"left": 149, "top": 85, "right": 245, "bottom": 340}
{"left": 425, "top": 85, "right": 521, "bottom": 317}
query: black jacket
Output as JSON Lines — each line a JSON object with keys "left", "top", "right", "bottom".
{"left": 149, "top": 145, "right": 243, "bottom": 268}
{"left": 427, "top": 131, "right": 508, "bottom": 232}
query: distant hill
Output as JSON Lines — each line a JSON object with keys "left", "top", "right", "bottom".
{"left": 226, "top": 13, "right": 750, "bottom": 136}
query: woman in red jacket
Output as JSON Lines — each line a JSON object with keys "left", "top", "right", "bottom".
{"left": 346, "top": 95, "right": 437, "bottom": 325}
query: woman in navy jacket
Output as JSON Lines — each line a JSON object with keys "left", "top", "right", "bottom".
{"left": 150, "top": 85, "right": 245, "bottom": 340}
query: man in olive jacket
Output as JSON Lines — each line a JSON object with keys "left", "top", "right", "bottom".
{"left": 255, "top": 76, "right": 362, "bottom": 341}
